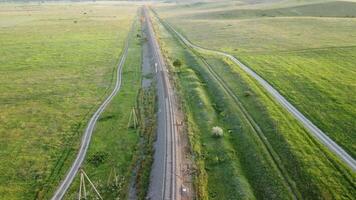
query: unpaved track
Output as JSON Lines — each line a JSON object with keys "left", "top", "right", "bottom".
{"left": 198, "top": 56, "right": 299, "bottom": 198}
{"left": 153, "top": 11, "right": 356, "bottom": 171}
{"left": 144, "top": 7, "right": 182, "bottom": 200}
{"left": 51, "top": 23, "right": 132, "bottom": 200}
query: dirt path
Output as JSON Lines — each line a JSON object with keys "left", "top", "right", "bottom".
{"left": 51, "top": 18, "right": 134, "bottom": 200}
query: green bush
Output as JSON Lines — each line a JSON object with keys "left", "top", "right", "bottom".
{"left": 173, "top": 59, "right": 182, "bottom": 67}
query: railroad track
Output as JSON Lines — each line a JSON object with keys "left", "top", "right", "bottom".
{"left": 143, "top": 7, "right": 180, "bottom": 200}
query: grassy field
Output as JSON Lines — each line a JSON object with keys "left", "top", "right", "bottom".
{"left": 63, "top": 16, "right": 143, "bottom": 199}
{"left": 155, "top": 0, "right": 356, "bottom": 158}
{"left": 151, "top": 2, "right": 356, "bottom": 199}
{"left": 185, "top": 1, "right": 356, "bottom": 19}
{"left": 0, "top": 3, "right": 138, "bottom": 199}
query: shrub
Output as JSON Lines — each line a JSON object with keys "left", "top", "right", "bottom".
{"left": 88, "top": 151, "right": 109, "bottom": 167}
{"left": 173, "top": 59, "right": 182, "bottom": 68}
{"left": 212, "top": 126, "right": 223, "bottom": 138}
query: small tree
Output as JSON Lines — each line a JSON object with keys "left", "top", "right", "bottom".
{"left": 212, "top": 126, "right": 223, "bottom": 138}
{"left": 173, "top": 59, "right": 182, "bottom": 68}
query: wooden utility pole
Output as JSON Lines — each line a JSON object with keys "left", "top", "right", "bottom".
{"left": 128, "top": 107, "right": 138, "bottom": 129}
{"left": 78, "top": 169, "right": 103, "bottom": 200}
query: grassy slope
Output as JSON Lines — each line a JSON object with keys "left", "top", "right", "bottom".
{"left": 239, "top": 47, "right": 356, "bottom": 157}
{"left": 155, "top": 0, "right": 356, "bottom": 157}
{"left": 0, "top": 3, "right": 137, "bottom": 199}
{"left": 64, "top": 16, "right": 142, "bottom": 199}
{"left": 207, "top": 56, "right": 355, "bottom": 199}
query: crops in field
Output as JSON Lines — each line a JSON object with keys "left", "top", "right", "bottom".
{"left": 155, "top": 0, "right": 356, "bottom": 158}
{"left": 0, "top": 3, "right": 138, "bottom": 199}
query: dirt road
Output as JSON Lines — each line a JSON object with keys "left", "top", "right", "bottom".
{"left": 51, "top": 21, "right": 133, "bottom": 200}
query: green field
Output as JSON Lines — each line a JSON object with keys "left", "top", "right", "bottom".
{"left": 0, "top": 3, "right": 138, "bottom": 199}
{"left": 151, "top": 1, "right": 356, "bottom": 199}
{"left": 184, "top": 1, "right": 356, "bottom": 19}
{"left": 155, "top": 0, "right": 356, "bottom": 158}
{"left": 64, "top": 16, "right": 143, "bottom": 199}
{"left": 1, "top": 1, "right": 356, "bottom": 199}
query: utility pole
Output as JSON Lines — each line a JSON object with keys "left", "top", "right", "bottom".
{"left": 78, "top": 169, "right": 103, "bottom": 200}
{"left": 128, "top": 107, "right": 138, "bottom": 129}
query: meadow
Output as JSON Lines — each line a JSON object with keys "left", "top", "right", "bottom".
{"left": 0, "top": 3, "right": 138, "bottom": 199}
{"left": 64, "top": 16, "right": 143, "bottom": 199}
{"left": 155, "top": 0, "right": 356, "bottom": 157}
{"left": 151, "top": 1, "right": 356, "bottom": 199}
{"left": 185, "top": 1, "right": 356, "bottom": 19}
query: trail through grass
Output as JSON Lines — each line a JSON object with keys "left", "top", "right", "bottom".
{"left": 152, "top": 5, "right": 356, "bottom": 199}
{"left": 0, "top": 3, "right": 138, "bottom": 199}
{"left": 155, "top": 0, "right": 356, "bottom": 157}
{"left": 64, "top": 15, "right": 142, "bottom": 199}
